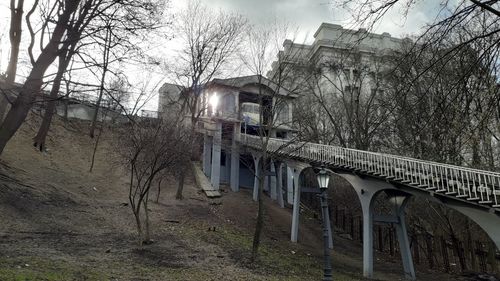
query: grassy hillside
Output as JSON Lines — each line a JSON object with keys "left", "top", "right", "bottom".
{"left": 0, "top": 115, "right": 466, "bottom": 280}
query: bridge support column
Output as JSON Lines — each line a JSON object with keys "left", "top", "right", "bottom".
{"left": 210, "top": 122, "right": 222, "bottom": 190}
{"left": 337, "top": 174, "right": 397, "bottom": 279}
{"left": 289, "top": 162, "right": 309, "bottom": 243}
{"left": 252, "top": 154, "right": 261, "bottom": 201}
{"left": 202, "top": 135, "right": 212, "bottom": 177}
{"left": 359, "top": 188, "right": 375, "bottom": 279}
{"left": 389, "top": 194, "right": 415, "bottom": 280}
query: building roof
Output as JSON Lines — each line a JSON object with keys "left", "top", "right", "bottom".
{"left": 211, "top": 75, "right": 297, "bottom": 98}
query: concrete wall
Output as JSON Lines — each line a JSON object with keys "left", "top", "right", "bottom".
{"left": 55, "top": 104, "right": 121, "bottom": 122}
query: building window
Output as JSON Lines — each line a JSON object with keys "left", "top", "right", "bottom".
{"left": 276, "top": 102, "right": 289, "bottom": 124}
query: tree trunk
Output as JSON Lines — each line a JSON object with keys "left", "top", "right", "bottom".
{"left": 133, "top": 205, "right": 143, "bottom": 246}
{"left": 89, "top": 109, "right": 107, "bottom": 172}
{"left": 0, "top": 75, "right": 43, "bottom": 154}
{"left": 33, "top": 100, "right": 55, "bottom": 152}
{"left": 33, "top": 53, "right": 70, "bottom": 151}
{"left": 89, "top": 26, "right": 111, "bottom": 138}
{"left": 143, "top": 192, "right": 151, "bottom": 243}
{"left": 175, "top": 169, "right": 186, "bottom": 200}
{"left": 251, "top": 159, "right": 265, "bottom": 262}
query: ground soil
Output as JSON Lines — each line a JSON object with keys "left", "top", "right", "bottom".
{"left": 0, "top": 115, "right": 476, "bottom": 280}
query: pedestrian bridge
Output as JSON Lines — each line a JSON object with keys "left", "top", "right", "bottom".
{"left": 202, "top": 131, "right": 500, "bottom": 280}
{"left": 243, "top": 134, "right": 500, "bottom": 210}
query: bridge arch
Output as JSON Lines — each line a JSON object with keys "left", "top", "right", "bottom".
{"left": 334, "top": 173, "right": 415, "bottom": 279}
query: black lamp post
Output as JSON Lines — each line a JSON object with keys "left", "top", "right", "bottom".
{"left": 317, "top": 167, "right": 332, "bottom": 281}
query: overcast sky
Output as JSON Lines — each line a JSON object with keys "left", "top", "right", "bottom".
{"left": 0, "top": 0, "right": 445, "bottom": 77}
{"left": 0, "top": 0, "right": 448, "bottom": 110}
{"left": 170, "top": 0, "right": 444, "bottom": 42}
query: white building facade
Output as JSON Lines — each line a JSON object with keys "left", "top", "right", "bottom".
{"left": 269, "top": 23, "right": 410, "bottom": 150}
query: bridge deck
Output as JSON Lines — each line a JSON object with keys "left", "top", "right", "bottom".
{"left": 240, "top": 134, "right": 500, "bottom": 211}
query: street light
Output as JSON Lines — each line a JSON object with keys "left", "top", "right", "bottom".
{"left": 317, "top": 166, "right": 333, "bottom": 281}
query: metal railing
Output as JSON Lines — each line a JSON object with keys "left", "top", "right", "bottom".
{"left": 242, "top": 134, "right": 500, "bottom": 208}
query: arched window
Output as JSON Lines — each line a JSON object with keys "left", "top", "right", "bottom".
{"left": 276, "top": 102, "right": 289, "bottom": 124}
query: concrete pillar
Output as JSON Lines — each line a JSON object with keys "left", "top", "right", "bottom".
{"left": 291, "top": 166, "right": 307, "bottom": 242}
{"left": 391, "top": 195, "right": 416, "bottom": 280}
{"left": 252, "top": 154, "right": 261, "bottom": 201}
{"left": 230, "top": 123, "right": 240, "bottom": 192}
{"left": 336, "top": 174, "right": 417, "bottom": 280}
{"left": 276, "top": 162, "right": 285, "bottom": 208}
{"left": 270, "top": 160, "right": 277, "bottom": 200}
{"left": 230, "top": 147, "right": 239, "bottom": 192}
{"left": 210, "top": 122, "right": 222, "bottom": 190}
{"left": 338, "top": 174, "right": 380, "bottom": 279}
{"left": 286, "top": 166, "right": 294, "bottom": 204}
{"left": 361, "top": 191, "right": 375, "bottom": 279}
{"left": 202, "top": 135, "right": 212, "bottom": 177}
{"left": 225, "top": 151, "right": 231, "bottom": 183}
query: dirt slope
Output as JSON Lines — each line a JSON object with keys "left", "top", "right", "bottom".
{"left": 0, "top": 115, "right": 467, "bottom": 281}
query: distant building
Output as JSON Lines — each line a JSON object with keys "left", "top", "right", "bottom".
{"left": 158, "top": 75, "right": 297, "bottom": 192}
{"left": 268, "top": 23, "right": 410, "bottom": 148}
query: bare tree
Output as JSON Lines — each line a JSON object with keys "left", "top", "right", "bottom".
{"left": 166, "top": 0, "right": 247, "bottom": 199}
{"left": 299, "top": 50, "right": 394, "bottom": 151}
{"left": 239, "top": 22, "right": 304, "bottom": 262}
{"left": 0, "top": 0, "right": 25, "bottom": 121}
{"left": 118, "top": 116, "right": 189, "bottom": 244}
{"left": 386, "top": 18, "right": 499, "bottom": 167}
{"left": 0, "top": 0, "right": 164, "bottom": 156}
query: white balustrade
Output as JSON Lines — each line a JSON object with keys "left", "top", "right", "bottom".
{"left": 241, "top": 134, "right": 500, "bottom": 208}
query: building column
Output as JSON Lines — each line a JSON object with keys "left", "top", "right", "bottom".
{"left": 224, "top": 151, "right": 231, "bottom": 183}
{"left": 230, "top": 122, "right": 240, "bottom": 192}
{"left": 210, "top": 122, "right": 222, "bottom": 190}
{"left": 230, "top": 148, "right": 239, "bottom": 192}
{"left": 202, "top": 135, "right": 212, "bottom": 177}
{"left": 286, "top": 166, "right": 294, "bottom": 204}
{"left": 276, "top": 162, "right": 285, "bottom": 208}
{"left": 290, "top": 162, "right": 309, "bottom": 243}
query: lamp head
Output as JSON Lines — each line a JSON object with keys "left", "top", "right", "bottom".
{"left": 317, "top": 167, "right": 330, "bottom": 189}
